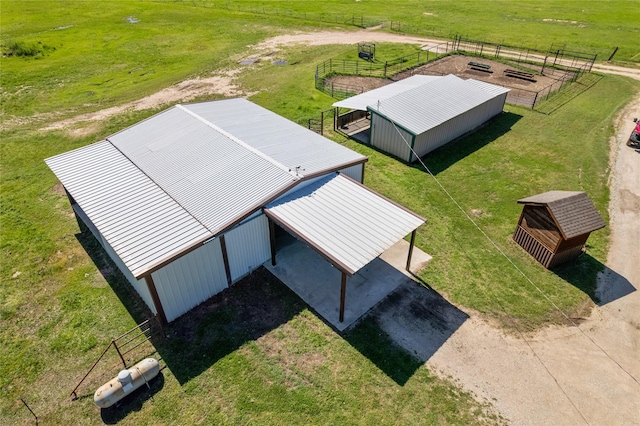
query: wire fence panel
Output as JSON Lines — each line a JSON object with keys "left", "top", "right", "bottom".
{"left": 312, "top": 34, "right": 601, "bottom": 124}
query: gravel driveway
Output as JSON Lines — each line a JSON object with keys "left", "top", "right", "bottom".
{"left": 372, "top": 94, "right": 640, "bottom": 425}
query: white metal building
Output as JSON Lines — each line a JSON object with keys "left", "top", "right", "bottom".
{"left": 46, "top": 99, "right": 425, "bottom": 324}
{"left": 334, "top": 74, "right": 510, "bottom": 162}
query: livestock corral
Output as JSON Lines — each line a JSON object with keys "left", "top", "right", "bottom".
{"left": 328, "top": 54, "right": 580, "bottom": 109}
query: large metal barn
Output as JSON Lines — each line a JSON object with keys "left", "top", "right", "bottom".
{"left": 46, "top": 99, "right": 425, "bottom": 325}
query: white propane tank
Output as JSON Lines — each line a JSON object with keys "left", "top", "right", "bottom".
{"left": 94, "top": 358, "right": 160, "bottom": 408}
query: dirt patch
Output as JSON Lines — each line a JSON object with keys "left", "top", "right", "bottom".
{"left": 410, "top": 54, "right": 564, "bottom": 92}
{"left": 51, "top": 181, "right": 66, "bottom": 196}
{"left": 329, "top": 54, "right": 569, "bottom": 96}
{"left": 253, "top": 317, "right": 328, "bottom": 389}
{"left": 42, "top": 73, "right": 251, "bottom": 134}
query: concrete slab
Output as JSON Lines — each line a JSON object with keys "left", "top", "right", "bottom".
{"left": 265, "top": 239, "right": 432, "bottom": 331}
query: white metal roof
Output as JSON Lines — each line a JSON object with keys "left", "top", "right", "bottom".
{"left": 264, "top": 173, "right": 425, "bottom": 275}
{"left": 332, "top": 75, "right": 441, "bottom": 110}
{"left": 184, "top": 99, "right": 367, "bottom": 176}
{"left": 46, "top": 99, "right": 370, "bottom": 278}
{"left": 45, "top": 141, "right": 212, "bottom": 278}
{"left": 370, "top": 74, "right": 501, "bottom": 134}
{"left": 108, "top": 106, "right": 296, "bottom": 234}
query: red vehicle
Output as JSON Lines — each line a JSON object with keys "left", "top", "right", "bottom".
{"left": 628, "top": 118, "right": 640, "bottom": 147}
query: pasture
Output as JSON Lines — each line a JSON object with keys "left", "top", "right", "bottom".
{"left": 1, "top": 1, "right": 638, "bottom": 424}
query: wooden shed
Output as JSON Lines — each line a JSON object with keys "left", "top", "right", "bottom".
{"left": 513, "top": 191, "right": 605, "bottom": 268}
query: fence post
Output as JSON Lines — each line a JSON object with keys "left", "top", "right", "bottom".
{"left": 384, "top": 61, "right": 388, "bottom": 78}
{"left": 113, "top": 339, "right": 127, "bottom": 368}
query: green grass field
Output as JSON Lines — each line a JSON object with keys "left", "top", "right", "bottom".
{"left": 1, "top": 1, "right": 639, "bottom": 424}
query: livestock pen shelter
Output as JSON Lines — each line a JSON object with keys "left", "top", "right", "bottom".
{"left": 46, "top": 99, "right": 425, "bottom": 326}
{"left": 334, "top": 74, "right": 510, "bottom": 162}
{"left": 513, "top": 191, "right": 605, "bottom": 268}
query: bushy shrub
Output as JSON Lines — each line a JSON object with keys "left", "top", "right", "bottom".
{"left": 2, "top": 40, "right": 55, "bottom": 58}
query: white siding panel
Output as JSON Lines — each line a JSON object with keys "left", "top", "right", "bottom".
{"left": 225, "top": 215, "right": 271, "bottom": 281}
{"left": 71, "top": 203, "right": 156, "bottom": 313}
{"left": 411, "top": 97, "right": 506, "bottom": 159}
{"left": 371, "top": 114, "right": 413, "bottom": 162}
{"left": 101, "top": 231, "right": 156, "bottom": 315}
{"left": 152, "top": 239, "right": 228, "bottom": 322}
{"left": 339, "top": 163, "right": 364, "bottom": 182}
{"left": 71, "top": 204, "right": 101, "bottom": 244}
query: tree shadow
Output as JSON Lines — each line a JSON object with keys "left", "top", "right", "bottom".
{"left": 344, "top": 279, "right": 469, "bottom": 385}
{"left": 100, "top": 372, "right": 165, "bottom": 424}
{"left": 416, "top": 111, "right": 523, "bottom": 175}
{"left": 552, "top": 252, "right": 636, "bottom": 306}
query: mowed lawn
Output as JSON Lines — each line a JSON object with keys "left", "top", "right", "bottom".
{"left": 2, "top": 1, "right": 639, "bottom": 424}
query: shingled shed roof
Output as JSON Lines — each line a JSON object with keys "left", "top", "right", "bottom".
{"left": 517, "top": 191, "right": 605, "bottom": 239}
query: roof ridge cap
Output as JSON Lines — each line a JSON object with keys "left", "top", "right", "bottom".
{"left": 176, "top": 104, "right": 300, "bottom": 179}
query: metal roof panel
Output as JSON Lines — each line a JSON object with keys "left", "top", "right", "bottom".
{"left": 370, "top": 74, "right": 497, "bottom": 134}
{"left": 265, "top": 173, "right": 425, "bottom": 274}
{"left": 183, "top": 99, "right": 367, "bottom": 176}
{"left": 333, "top": 75, "right": 441, "bottom": 110}
{"left": 45, "top": 141, "right": 211, "bottom": 278}
{"left": 108, "top": 107, "right": 296, "bottom": 234}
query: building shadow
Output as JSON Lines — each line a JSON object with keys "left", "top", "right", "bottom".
{"left": 416, "top": 111, "right": 523, "bottom": 175}
{"left": 552, "top": 252, "right": 636, "bottom": 306}
{"left": 77, "top": 227, "right": 465, "bottom": 387}
{"left": 76, "top": 228, "right": 303, "bottom": 385}
{"left": 100, "top": 372, "right": 165, "bottom": 424}
{"left": 152, "top": 267, "right": 305, "bottom": 385}
{"left": 595, "top": 266, "right": 637, "bottom": 306}
{"left": 76, "top": 230, "right": 154, "bottom": 324}
{"left": 344, "top": 279, "right": 469, "bottom": 385}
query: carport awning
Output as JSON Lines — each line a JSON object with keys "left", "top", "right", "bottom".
{"left": 264, "top": 173, "right": 425, "bottom": 275}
